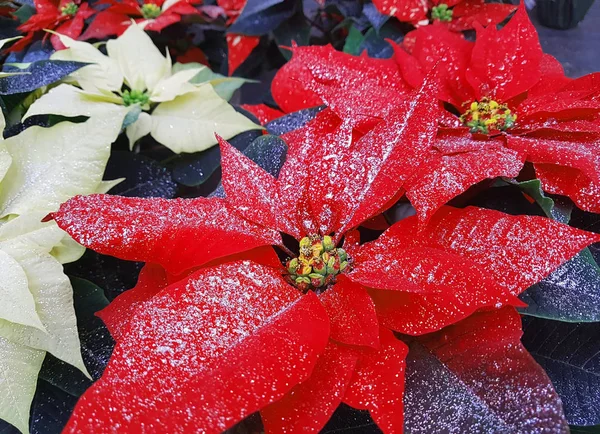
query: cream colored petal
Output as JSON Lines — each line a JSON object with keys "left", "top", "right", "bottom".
{"left": 0, "top": 214, "right": 65, "bottom": 249}
{"left": 0, "top": 115, "right": 123, "bottom": 217}
{"left": 150, "top": 85, "right": 262, "bottom": 153}
{"left": 150, "top": 67, "right": 203, "bottom": 102}
{"left": 162, "top": 0, "right": 182, "bottom": 10}
{"left": 0, "top": 249, "right": 45, "bottom": 331}
{"left": 95, "top": 178, "right": 125, "bottom": 194}
{"left": 50, "top": 33, "right": 123, "bottom": 92}
{"left": 126, "top": 112, "right": 152, "bottom": 149}
{"left": 0, "top": 336, "right": 45, "bottom": 434}
{"left": 106, "top": 24, "right": 170, "bottom": 92}
{"left": 24, "top": 83, "right": 126, "bottom": 120}
{"left": 0, "top": 36, "right": 22, "bottom": 51}
{"left": 0, "top": 111, "right": 10, "bottom": 182}
{"left": 0, "top": 242, "right": 87, "bottom": 376}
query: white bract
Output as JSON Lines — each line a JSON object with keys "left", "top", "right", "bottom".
{"left": 25, "top": 24, "right": 260, "bottom": 153}
{"left": 0, "top": 111, "right": 123, "bottom": 433}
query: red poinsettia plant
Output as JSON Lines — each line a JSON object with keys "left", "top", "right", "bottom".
{"left": 11, "top": 0, "right": 94, "bottom": 51}
{"left": 48, "top": 71, "right": 600, "bottom": 432}
{"left": 276, "top": 5, "right": 600, "bottom": 225}
{"left": 373, "top": 0, "right": 516, "bottom": 32}
{"left": 80, "top": 0, "right": 201, "bottom": 41}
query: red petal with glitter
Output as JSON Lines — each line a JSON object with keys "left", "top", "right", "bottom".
{"left": 535, "top": 163, "right": 600, "bottom": 214}
{"left": 227, "top": 34, "right": 260, "bottom": 75}
{"left": 467, "top": 5, "right": 543, "bottom": 101}
{"left": 80, "top": 11, "right": 130, "bottom": 40}
{"left": 219, "top": 136, "right": 310, "bottom": 239}
{"left": 450, "top": 0, "right": 517, "bottom": 32}
{"left": 261, "top": 342, "right": 358, "bottom": 434}
{"left": 333, "top": 75, "right": 440, "bottom": 236}
{"left": 271, "top": 45, "right": 326, "bottom": 113}
{"left": 407, "top": 24, "right": 474, "bottom": 106}
{"left": 241, "top": 103, "right": 284, "bottom": 124}
{"left": 298, "top": 45, "right": 410, "bottom": 131}
{"left": 319, "top": 276, "right": 380, "bottom": 348}
{"left": 406, "top": 142, "right": 525, "bottom": 225}
{"left": 350, "top": 243, "right": 518, "bottom": 335}
{"left": 524, "top": 54, "right": 571, "bottom": 99}
{"left": 379, "top": 206, "right": 600, "bottom": 296}
{"left": 52, "top": 194, "right": 281, "bottom": 275}
{"left": 97, "top": 263, "right": 169, "bottom": 341}
{"left": 344, "top": 327, "right": 408, "bottom": 434}
{"left": 413, "top": 307, "right": 568, "bottom": 433}
{"left": 63, "top": 262, "right": 330, "bottom": 434}
{"left": 507, "top": 135, "right": 600, "bottom": 183}
{"left": 372, "top": 0, "right": 428, "bottom": 22}
{"left": 143, "top": 13, "right": 182, "bottom": 32}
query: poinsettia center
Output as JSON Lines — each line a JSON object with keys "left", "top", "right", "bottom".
{"left": 431, "top": 4, "right": 453, "bottom": 22}
{"left": 141, "top": 3, "right": 161, "bottom": 19}
{"left": 122, "top": 89, "right": 150, "bottom": 107}
{"left": 460, "top": 98, "right": 517, "bottom": 134}
{"left": 60, "top": 2, "right": 78, "bottom": 15}
{"left": 285, "top": 235, "right": 350, "bottom": 293}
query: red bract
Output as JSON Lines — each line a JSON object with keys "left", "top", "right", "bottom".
{"left": 291, "top": 6, "right": 600, "bottom": 223}
{"left": 218, "top": 0, "right": 261, "bottom": 75}
{"left": 51, "top": 74, "right": 599, "bottom": 432}
{"left": 81, "top": 0, "right": 200, "bottom": 40}
{"left": 11, "top": 0, "right": 94, "bottom": 51}
{"left": 373, "top": 0, "right": 516, "bottom": 32}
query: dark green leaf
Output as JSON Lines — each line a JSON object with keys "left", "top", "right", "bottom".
{"left": 210, "top": 134, "right": 288, "bottom": 197}
{"left": 274, "top": 13, "right": 311, "bottom": 59}
{"left": 172, "top": 129, "right": 262, "bottom": 187}
{"left": 104, "top": 151, "right": 177, "bottom": 199}
{"left": 0, "top": 60, "right": 87, "bottom": 95}
{"left": 571, "top": 426, "right": 600, "bottom": 433}
{"left": 519, "top": 248, "right": 600, "bottom": 322}
{"left": 358, "top": 20, "right": 405, "bottom": 58}
{"left": 343, "top": 25, "right": 365, "bottom": 55}
{"left": 228, "top": 0, "right": 297, "bottom": 36}
{"left": 265, "top": 105, "right": 325, "bottom": 135}
{"left": 522, "top": 317, "right": 600, "bottom": 426}
{"left": 13, "top": 4, "right": 35, "bottom": 23}
{"left": 361, "top": 2, "right": 389, "bottom": 30}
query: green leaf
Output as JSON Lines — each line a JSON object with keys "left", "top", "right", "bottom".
{"left": 519, "top": 248, "right": 600, "bottom": 322}
{"left": 12, "top": 4, "right": 35, "bottom": 24}
{"left": 513, "top": 178, "right": 572, "bottom": 223}
{"left": 274, "top": 13, "right": 311, "bottom": 60}
{"left": 571, "top": 426, "right": 600, "bottom": 433}
{"left": 343, "top": 25, "right": 365, "bottom": 55}
{"left": 174, "top": 62, "right": 254, "bottom": 101}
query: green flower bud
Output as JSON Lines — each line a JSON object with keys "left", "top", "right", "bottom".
{"left": 286, "top": 258, "right": 299, "bottom": 274}
{"left": 141, "top": 3, "right": 161, "bottom": 19}
{"left": 323, "top": 235, "right": 335, "bottom": 251}
{"left": 312, "top": 258, "right": 327, "bottom": 275}
{"left": 337, "top": 248, "right": 347, "bottom": 262}
{"left": 309, "top": 273, "right": 325, "bottom": 287}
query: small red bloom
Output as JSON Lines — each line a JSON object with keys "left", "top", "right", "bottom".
{"left": 11, "top": 0, "right": 94, "bottom": 51}
{"left": 81, "top": 0, "right": 200, "bottom": 40}
{"left": 51, "top": 75, "right": 599, "bottom": 432}
{"left": 373, "top": 0, "right": 516, "bottom": 33}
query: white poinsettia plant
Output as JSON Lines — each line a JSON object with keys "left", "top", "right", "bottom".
{"left": 25, "top": 24, "right": 260, "bottom": 154}
{"left": 0, "top": 109, "right": 124, "bottom": 433}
